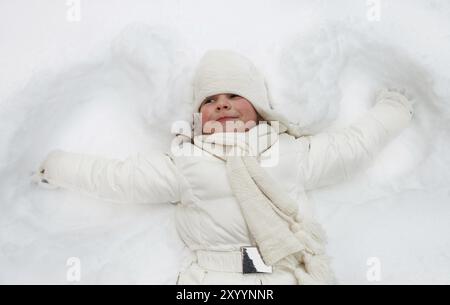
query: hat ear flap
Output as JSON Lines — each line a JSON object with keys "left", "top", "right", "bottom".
{"left": 192, "top": 112, "right": 203, "bottom": 137}
{"left": 264, "top": 78, "right": 275, "bottom": 111}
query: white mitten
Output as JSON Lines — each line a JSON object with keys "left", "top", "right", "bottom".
{"left": 375, "top": 88, "right": 415, "bottom": 117}
{"left": 30, "top": 150, "right": 63, "bottom": 190}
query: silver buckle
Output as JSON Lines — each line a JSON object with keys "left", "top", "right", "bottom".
{"left": 241, "top": 246, "right": 273, "bottom": 274}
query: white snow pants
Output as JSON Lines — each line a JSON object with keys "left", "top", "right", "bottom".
{"left": 176, "top": 250, "right": 299, "bottom": 285}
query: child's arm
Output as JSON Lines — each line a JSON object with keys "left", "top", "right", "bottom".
{"left": 34, "top": 150, "right": 182, "bottom": 205}
{"left": 296, "top": 89, "right": 414, "bottom": 190}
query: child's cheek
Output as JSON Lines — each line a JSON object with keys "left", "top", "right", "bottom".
{"left": 240, "top": 104, "right": 256, "bottom": 122}
{"left": 201, "top": 111, "right": 210, "bottom": 127}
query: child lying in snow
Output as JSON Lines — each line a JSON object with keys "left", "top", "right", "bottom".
{"left": 32, "top": 50, "right": 414, "bottom": 285}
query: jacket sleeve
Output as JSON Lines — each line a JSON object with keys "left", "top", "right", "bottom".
{"left": 39, "top": 150, "right": 182, "bottom": 205}
{"left": 297, "top": 90, "right": 414, "bottom": 190}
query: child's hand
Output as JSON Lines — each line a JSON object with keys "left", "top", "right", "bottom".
{"left": 30, "top": 169, "right": 59, "bottom": 190}
{"left": 30, "top": 151, "right": 62, "bottom": 190}
{"left": 377, "top": 87, "right": 409, "bottom": 100}
{"left": 376, "top": 88, "right": 415, "bottom": 117}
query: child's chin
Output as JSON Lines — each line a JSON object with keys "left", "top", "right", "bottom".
{"left": 223, "top": 124, "right": 247, "bottom": 133}
{"left": 223, "top": 121, "right": 257, "bottom": 133}
{"left": 202, "top": 120, "right": 257, "bottom": 134}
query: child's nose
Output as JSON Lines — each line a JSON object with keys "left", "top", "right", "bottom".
{"left": 216, "top": 95, "right": 231, "bottom": 110}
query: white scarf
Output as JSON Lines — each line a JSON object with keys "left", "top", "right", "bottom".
{"left": 190, "top": 123, "right": 336, "bottom": 284}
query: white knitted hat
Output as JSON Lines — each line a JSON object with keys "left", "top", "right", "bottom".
{"left": 192, "top": 50, "right": 301, "bottom": 137}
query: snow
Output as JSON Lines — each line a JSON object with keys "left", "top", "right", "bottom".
{"left": 0, "top": 0, "right": 449, "bottom": 284}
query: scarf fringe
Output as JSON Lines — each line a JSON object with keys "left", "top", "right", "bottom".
{"left": 291, "top": 217, "right": 336, "bottom": 284}
{"left": 291, "top": 217, "right": 328, "bottom": 255}
{"left": 294, "top": 253, "right": 337, "bottom": 285}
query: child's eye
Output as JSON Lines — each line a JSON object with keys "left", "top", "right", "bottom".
{"left": 230, "top": 94, "right": 240, "bottom": 99}
{"left": 203, "top": 99, "right": 214, "bottom": 105}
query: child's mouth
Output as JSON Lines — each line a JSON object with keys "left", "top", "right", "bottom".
{"left": 217, "top": 116, "right": 239, "bottom": 123}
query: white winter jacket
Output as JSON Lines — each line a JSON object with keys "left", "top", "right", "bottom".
{"left": 38, "top": 90, "right": 413, "bottom": 284}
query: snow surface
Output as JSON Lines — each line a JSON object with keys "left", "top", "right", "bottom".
{"left": 0, "top": 0, "right": 449, "bottom": 284}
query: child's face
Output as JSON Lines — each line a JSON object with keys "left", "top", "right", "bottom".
{"left": 199, "top": 94, "right": 259, "bottom": 134}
